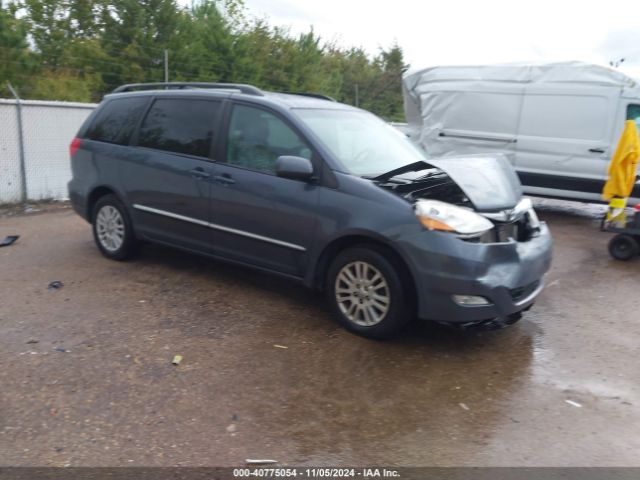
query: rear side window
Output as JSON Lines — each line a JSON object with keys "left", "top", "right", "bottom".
{"left": 86, "top": 97, "right": 148, "bottom": 145}
{"left": 137, "top": 98, "right": 220, "bottom": 157}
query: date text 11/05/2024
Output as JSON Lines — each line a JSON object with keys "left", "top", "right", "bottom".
{"left": 233, "top": 468, "right": 401, "bottom": 478}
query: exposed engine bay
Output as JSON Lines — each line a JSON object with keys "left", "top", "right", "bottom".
{"left": 372, "top": 162, "right": 541, "bottom": 244}
{"left": 375, "top": 169, "right": 472, "bottom": 208}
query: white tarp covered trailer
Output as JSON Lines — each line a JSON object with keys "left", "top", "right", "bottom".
{"left": 403, "top": 62, "right": 640, "bottom": 204}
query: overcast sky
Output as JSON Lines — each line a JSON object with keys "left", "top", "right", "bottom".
{"left": 209, "top": 0, "right": 640, "bottom": 78}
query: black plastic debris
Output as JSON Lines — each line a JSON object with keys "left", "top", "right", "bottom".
{"left": 0, "top": 235, "right": 19, "bottom": 247}
{"left": 48, "top": 281, "right": 64, "bottom": 290}
{"left": 53, "top": 347, "right": 69, "bottom": 353}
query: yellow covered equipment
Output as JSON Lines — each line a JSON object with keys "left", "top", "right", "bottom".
{"left": 602, "top": 120, "right": 640, "bottom": 201}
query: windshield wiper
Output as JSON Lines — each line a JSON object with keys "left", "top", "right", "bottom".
{"left": 371, "top": 161, "right": 431, "bottom": 182}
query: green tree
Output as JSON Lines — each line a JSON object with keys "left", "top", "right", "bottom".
{"left": 369, "top": 43, "right": 408, "bottom": 120}
{"left": 170, "top": 0, "right": 235, "bottom": 83}
{"left": 0, "top": 0, "right": 34, "bottom": 90}
{"left": 2, "top": 0, "right": 409, "bottom": 118}
{"left": 17, "top": 0, "right": 106, "bottom": 99}
{"left": 21, "top": 0, "right": 71, "bottom": 67}
{"left": 99, "top": 0, "right": 184, "bottom": 88}
{"left": 28, "top": 68, "right": 96, "bottom": 101}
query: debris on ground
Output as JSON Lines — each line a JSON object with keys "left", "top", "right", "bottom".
{"left": 246, "top": 459, "right": 278, "bottom": 465}
{"left": 48, "top": 281, "right": 64, "bottom": 290}
{"left": 226, "top": 424, "right": 237, "bottom": 433}
{"left": 459, "top": 402, "right": 470, "bottom": 411}
{"left": 0, "top": 235, "right": 19, "bottom": 247}
{"left": 565, "top": 399, "right": 583, "bottom": 408}
{"left": 26, "top": 339, "right": 38, "bottom": 344}
{"left": 171, "top": 355, "right": 183, "bottom": 365}
{"left": 232, "top": 414, "right": 239, "bottom": 421}
{"left": 273, "top": 344, "right": 288, "bottom": 349}
{"left": 53, "top": 347, "right": 70, "bottom": 353}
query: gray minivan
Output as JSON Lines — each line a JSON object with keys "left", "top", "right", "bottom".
{"left": 68, "top": 82, "right": 552, "bottom": 338}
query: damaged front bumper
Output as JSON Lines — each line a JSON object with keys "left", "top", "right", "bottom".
{"left": 398, "top": 223, "right": 553, "bottom": 325}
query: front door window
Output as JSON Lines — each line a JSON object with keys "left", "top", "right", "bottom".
{"left": 226, "top": 104, "right": 312, "bottom": 174}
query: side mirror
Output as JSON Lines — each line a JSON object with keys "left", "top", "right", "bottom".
{"left": 275, "top": 155, "right": 315, "bottom": 182}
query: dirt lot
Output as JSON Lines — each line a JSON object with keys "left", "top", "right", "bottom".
{"left": 0, "top": 200, "right": 639, "bottom": 467}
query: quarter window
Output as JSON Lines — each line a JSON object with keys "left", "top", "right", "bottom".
{"left": 86, "top": 97, "right": 148, "bottom": 145}
{"left": 138, "top": 98, "right": 220, "bottom": 157}
{"left": 226, "top": 105, "right": 312, "bottom": 173}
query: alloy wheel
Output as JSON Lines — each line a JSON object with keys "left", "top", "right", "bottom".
{"left": 95, "top": 205, "right": 125, "bottom": 252}
{"left": 334, "top": 261, "right": 390, "bottom": 326}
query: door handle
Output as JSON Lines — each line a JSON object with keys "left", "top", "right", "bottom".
{"left": 213, "top": 174, "right": 236, "bottom": 185}
{"left": 189, "top": 167, "right": 210, "bottom": 179}
{"left": 589, "top": 148, "right": 606, "bottom": 154}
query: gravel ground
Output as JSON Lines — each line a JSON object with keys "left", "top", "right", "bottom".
{"left": 0, "top": 199, "right": 638, "bottom": 467}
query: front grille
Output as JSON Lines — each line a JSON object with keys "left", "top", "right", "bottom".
{"left": 495, "top": 221, "right": 519, "bottom": 242}
{"left": 463, "top": 212, "right": 537, "bottom": 244}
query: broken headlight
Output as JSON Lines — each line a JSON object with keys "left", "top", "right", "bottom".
{"left": 415, "top": 199, "right": 494, "bottom": 238}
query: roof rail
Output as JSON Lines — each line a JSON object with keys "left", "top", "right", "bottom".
{"left": 112, "top": 82, "right": 264, "bottom": 96}
{"left": 280, "top": 91, "right": 337, "bottom": 102}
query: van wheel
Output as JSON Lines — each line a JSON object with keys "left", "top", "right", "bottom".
{"left": 608, "top": 234, "right": 639, "bottom": 261}
{"left": 326, "top": 246, "right": 413, "bottom": 339}
{"left": 92, "top": 194, "right": 137, "bottom": 261}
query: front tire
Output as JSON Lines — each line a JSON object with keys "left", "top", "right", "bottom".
{"left": 326, "top": 246, "right": 413, "bottom": 339}
{"left": 92, "top": 194, "right": 137, "bottom": 261}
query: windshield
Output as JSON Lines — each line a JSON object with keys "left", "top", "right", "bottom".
{"left": 294, "top": 108, "right": 428, "bottom": 176}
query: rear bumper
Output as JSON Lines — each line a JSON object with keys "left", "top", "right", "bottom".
{"left": 399, "top": 223, "right": 553, "bottom": 324}
{"left": 67, "top": 179, "right": 88, "bottom": 221}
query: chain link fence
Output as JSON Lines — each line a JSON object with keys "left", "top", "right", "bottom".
{"left": 0, "top": 97, "right": 96, "bottom": 204}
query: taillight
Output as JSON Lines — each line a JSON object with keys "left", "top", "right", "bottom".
{"left": 69, "top": 137, "right": 82, "bottom": 157}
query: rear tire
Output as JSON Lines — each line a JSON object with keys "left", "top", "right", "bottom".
{"left": 92, "top": 194, "right": 137, "bottom": 261}
{"left": 608, "top": 234, "right": 639, "bottom": 261}
{"left": 326, "top": 246, "right": 413, "bottom": 339}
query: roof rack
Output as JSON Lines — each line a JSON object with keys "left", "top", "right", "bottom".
{"left": 280, "top": 92, "right": 337, "bottom": 102}
{"left": 112, "top": 82, "right": 264, "bottom": 96}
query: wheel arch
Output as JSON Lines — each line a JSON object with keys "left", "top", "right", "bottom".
{"left": 86, "top": 186, "right": 123, "bottom": 222}
{"left": 308, "top": 234, "right": 418, "bottom": 304}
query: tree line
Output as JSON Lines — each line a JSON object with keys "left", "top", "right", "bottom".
{"left": 0, "top": 0, "right": 408, "bottom": 120}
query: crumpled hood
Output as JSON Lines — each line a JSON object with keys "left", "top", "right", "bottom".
{"left": 424, "top": 154, "right": 522, "bottom": 211}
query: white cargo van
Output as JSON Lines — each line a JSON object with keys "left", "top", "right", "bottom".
{"left": 403, "top": 62, "right": 640, "bottom": 204}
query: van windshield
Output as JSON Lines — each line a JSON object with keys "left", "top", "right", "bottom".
{"left": 294, "top": 109, "right": 428, "bottom": 176}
